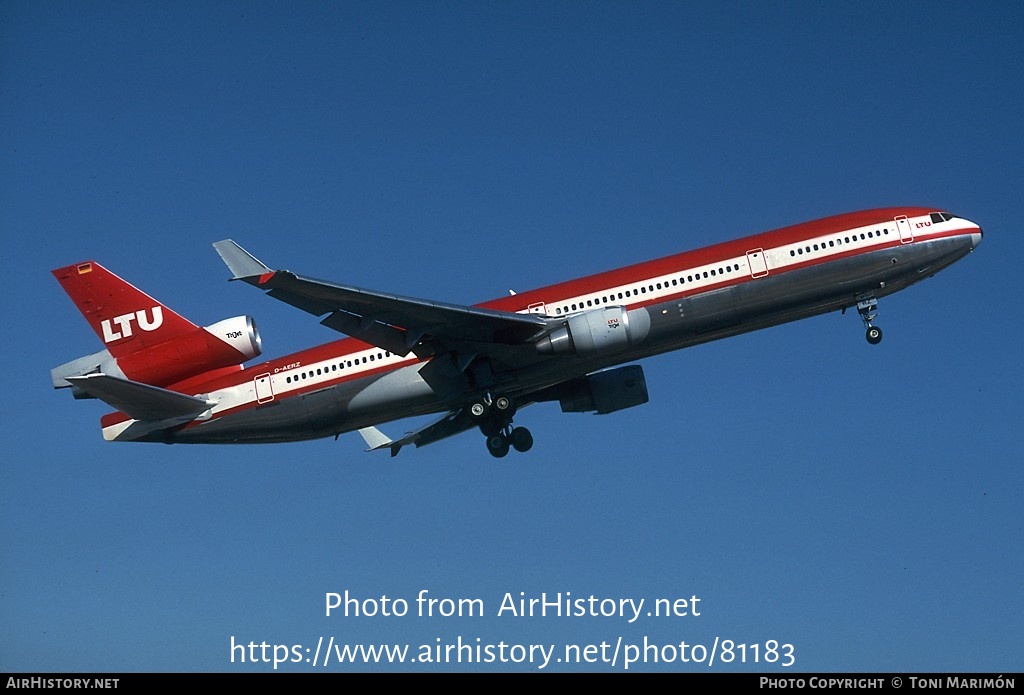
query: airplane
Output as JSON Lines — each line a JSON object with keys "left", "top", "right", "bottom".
{"left": 51, "top": 206, "right": 982, "bottom": 457}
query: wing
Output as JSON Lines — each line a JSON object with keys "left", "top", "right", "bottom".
{"left": 213, "top": 240, "right": 550, "bottom": 359}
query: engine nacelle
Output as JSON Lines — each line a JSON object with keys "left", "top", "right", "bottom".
{"left": 205, "top": 315, "right": 263, "bottom": 362}
{"left": 535, "top": 306, "right": 651, "bottom": 356}
{"left": 558, "top": 365, "right": 650, "bottom": 414}
{"left": 113, "top": 315, "right": 262, "bottom": 387}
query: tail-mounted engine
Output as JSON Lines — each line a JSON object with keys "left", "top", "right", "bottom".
{"left": 113, "top": 315, "right": 263, "bottom": 386}
{"left": 535, "top": 306, "right": 651, "bottom": 356}
{"left": 204, "top": 316, "right": 263, "bottom": 362}
{"left": 52, "top": 316, "right": 262, "bottom": 391}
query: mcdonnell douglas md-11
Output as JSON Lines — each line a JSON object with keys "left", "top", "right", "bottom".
{"left": 51, "top": 207, "right": 982, "bottom": 457}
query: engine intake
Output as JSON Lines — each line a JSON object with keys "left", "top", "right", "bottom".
{"left": 205, "top": 315, "right": 263, "bottom": 362}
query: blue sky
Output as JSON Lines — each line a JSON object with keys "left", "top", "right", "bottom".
{"left": 2, "top": 1, "right": 1021, "bottom": 673}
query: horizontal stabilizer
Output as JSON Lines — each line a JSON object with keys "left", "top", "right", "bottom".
{"left": 66, "top": 374, "right": 215, "bottom": 421}
{"left": 51, "top": 348, "right": 124, "bottom": 390}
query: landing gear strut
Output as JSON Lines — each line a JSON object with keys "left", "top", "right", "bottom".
{"left": 857, "top": 297, "right": 883, "bottom": 345}
{"left": 470, "top": 394, "right": 532, "bottom": 458}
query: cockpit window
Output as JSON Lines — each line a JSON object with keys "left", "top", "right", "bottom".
{"left": 930, "top": 212, "right": 955, "bottom": 223}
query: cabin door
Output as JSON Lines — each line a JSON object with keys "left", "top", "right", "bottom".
{"left": 254, "top": 373, "right": 275, "bottom": 404}
{"left": 746, "top": 248, "right": 769, "bottom": 278}
{"left": 895, "top": 215, "right": 914, "bottom": 244}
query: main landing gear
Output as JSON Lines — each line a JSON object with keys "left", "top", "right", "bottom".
{"left": 468, "top": 394, "right": 534, "bottom": 458}
{"left": 856, "top": 297, "right": 883, "bottom": 345}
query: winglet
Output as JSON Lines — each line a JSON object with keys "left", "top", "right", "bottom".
{"left": 357, "top": 426, "right": 403, "bottom": 457}
{"left": 213, "top": 240, "right": 273, "bottom": 280}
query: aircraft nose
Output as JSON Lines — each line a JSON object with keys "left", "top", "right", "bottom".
{"left": 971, "top": 227, "right": 983, "bottom": 249}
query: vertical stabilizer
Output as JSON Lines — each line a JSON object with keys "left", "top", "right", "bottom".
{"left": 52, "top": 262, "right": 198, "bottom": 358}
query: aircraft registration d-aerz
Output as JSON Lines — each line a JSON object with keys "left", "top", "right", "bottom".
{"left": 52, "top": 207, "right": 982, "bottom": 457}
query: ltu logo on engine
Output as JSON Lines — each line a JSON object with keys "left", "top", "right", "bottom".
{"left": 101, "top": 307, "right": 164, "bottom": 342}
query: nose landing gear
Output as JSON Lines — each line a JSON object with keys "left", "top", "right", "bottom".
{"left": 857, "top": 297, "right": 883, "bottom": 345}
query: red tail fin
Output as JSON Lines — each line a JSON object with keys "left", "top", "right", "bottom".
{"left": 52, "top": 262, "right": 198, "bottom": 358}
{"left": 53, "top": 260, "right": 262, "bottom": 389}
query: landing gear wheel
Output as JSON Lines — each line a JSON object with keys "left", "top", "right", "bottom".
{"left": 469, "top": 401, "right": 488, "bottom": 420}
{"left": 486, "top": 434, "right": 510, "bottom": 458}
{"left": 494, "top": 395, "right": 513, "bottom": 413}
{"left": 510, "top": 427, "right": 533, "bottom": 453}
{"left": 856, "top": 297, "right": 882, "bottom": 345}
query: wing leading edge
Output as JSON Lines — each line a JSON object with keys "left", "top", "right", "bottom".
{"left": 212, "top": 239, "right": 550, "bottom": 359}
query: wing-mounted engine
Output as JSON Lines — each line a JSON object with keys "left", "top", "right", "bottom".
{"left": 535, "top": 306, "right": 651, "bottom": 356}
{"left": 532, "top": 364, "right": 650, "bottom": 414}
